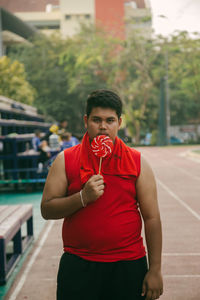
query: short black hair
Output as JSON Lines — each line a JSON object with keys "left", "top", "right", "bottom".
{"left": 86, "top": 89, "right": 122, "bottom": 119}
{"left": 59, "top": 120, "right": 68, "bottom": 125}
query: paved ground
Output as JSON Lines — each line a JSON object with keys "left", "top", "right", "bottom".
{"left": 138, "top": 145, "right": 200, "bottom": 300}
{"left": 4, "top": 145, "right": 200, "bottom": 300}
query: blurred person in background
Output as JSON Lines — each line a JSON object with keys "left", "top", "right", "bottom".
{"left": 60, "top": 132, "right": 80, "bottom": 150}
{"left": 32, "top": 129, "right": 41, "bottom": 151}
{"left": 43, "top": 120, "right": 68, "bottom": 142}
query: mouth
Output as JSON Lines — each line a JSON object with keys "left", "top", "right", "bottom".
{"left": 97, "top": 133, "right": 109, "bottom": 137}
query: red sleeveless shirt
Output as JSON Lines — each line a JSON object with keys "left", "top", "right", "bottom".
{"left": 62, "top": 144, "right": 146, "bottom": 262}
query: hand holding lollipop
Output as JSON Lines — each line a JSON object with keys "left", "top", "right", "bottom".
{"left": 91, "top": 135, "right": 113, "bottom": 174}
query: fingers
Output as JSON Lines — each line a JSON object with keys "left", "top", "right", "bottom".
{"left": 151, "top": 290, "right": 159, "bottom": 300}
{"left": 142, "top": 281, "right": 163, "bottom": 300}
{"left": 144, "top": 290, "right": 162, "bottom": 300}
{"left": 88, "top": 174, "right": 104, "bottom": 183}
{"left": 83, "top": 175, "right": 105, "bottom": 205}
{"left": 142, "top": 270, "right": 163, "bottom": 300}
{"left": 87, "top": 175, "right": 104, "bottom": 189}
{"left": 145, "top": 290, "right": 152, "bottom": 300}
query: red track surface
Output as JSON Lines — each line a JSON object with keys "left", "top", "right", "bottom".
{"left": 5, "top": 145, "right": 200, "bottom": 300}
{"left": 138, "top": 145, "right": 200, "bottom": 300}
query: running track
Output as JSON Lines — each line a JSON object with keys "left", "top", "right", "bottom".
{"left": 5, "top": 145, "right": 200, "bottom": 300}
{"left": 137, "top": 145, "right": 200, "bottom": 300}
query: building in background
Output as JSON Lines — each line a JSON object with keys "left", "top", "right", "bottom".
{"left": 0, "top": 0, "right": 152, "bottom": 40}
{"left": 0, "top": 0, "right": 60, "bottom": 37}
{"left": 0, "top": 7, "right": 37, "bottom": 55}
{"left": 125, "top": 0, "right": 152, "bottom": 39}
{"left": 60, "top": 0, "right": 95, "bottom": 38}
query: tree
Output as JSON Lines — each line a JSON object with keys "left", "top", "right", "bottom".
{"left": 8, "top": 29, "right": 119, "bottom": 134}
{"left": 8, "top": 34, "right": 70, "bottom": 119}
{"left": 110, "top": 32, "right": 160, "bottom": 144}
{"left": 166, "top": 32, "right": 200, "bottom": 124}
{"left": 59, "top": 25, "right": 121, "bottom": 133}
{"left": 0, "top": 56, "right": 36, "bottom": 104}
{"left": 8, "top": 25, "right": 200, "bottom": 143}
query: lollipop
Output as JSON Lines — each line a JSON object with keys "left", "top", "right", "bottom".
{"left": 91, "top": 135, "right": 113, "bottom": 173}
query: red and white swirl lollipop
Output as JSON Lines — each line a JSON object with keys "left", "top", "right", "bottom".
{"left": 91, "top": 135, "right": 113, "bottom": 173}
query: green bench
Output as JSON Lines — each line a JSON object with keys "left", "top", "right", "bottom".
{"left": 0, "top": 204, "right": 34, "bottom": 285}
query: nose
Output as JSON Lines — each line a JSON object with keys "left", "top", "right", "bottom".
{"left": 99, "top": 121, "right": 107, "bottom": 130}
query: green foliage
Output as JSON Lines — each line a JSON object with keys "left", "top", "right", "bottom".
{"left": 141, "top": 16, "right": 152, "bottom": 23}
{"left": 167, "top": 32, "right": 200, "bottom": 124}
{"left": 109, "top": 33, "right": 160, "bottom": 143}
{"left": 59, "top": 26, "right": 121, "bottom": 119}
{"left": 0, "top": 56, "right": 36, "bottom": 104}
{"left": 7, "top": 26, "right": 200, "bottom": 142}
{"left": 9, "top": 34, "right": 80, "bottom": 132}
{"left": 8, "top": 28, "right": 120, "bottom": 134}
{"left": 150, "top": 129, "right": 158, "bottom": 146}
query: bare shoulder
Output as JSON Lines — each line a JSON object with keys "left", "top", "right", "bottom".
{"left": 136, "top": 155, "right": 159, "bottom": 220}
{"left": 139, "top": 155, "right": 155, "bottom": 178}
{"left": 137, "top": 155, "right": 156, "bottom": 187}
{"left": 48, "top": 151, "right": 66, "bottom": 177}
{"left": 42, "top": 151, "right": 68, "bottom": 202}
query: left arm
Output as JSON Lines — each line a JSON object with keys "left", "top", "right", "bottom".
{"left": 136, "top": 156, "right": 163, "bottom": 300}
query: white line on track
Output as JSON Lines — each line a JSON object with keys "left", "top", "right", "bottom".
{"left": 148, "top": 155, "right": 200, "bottom": 181}
{"left": 164, "top": 275, "right": 200, "bottom": 278}
{"left": 157, "top": 159, "right": 200, "bottom": 181}
{"left": 142, "top": 151, "right": 200, "bottom": 180}
{"left": 163, "top": 253, "right": 200, "bottom": 256}
{"left": 172, "top": 166, "right": 200, "bottom": 181}
{"left": 8, "top": 220, "right": 55, "bottom": 300}
{"left": 187, "top": 156, "right": 200, "bottom": 164}
{"left": 180, "top": 151, "right": 200, "bottom": 164}
{"left": 157, "top": 179, "right": 200, "bottom": 221}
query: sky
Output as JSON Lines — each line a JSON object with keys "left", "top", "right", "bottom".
{"left": 149, "top": 0, "right": 200, "bottom": 36}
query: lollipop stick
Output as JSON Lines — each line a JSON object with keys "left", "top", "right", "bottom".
{"left": 99, "top": 157, "right": 102, "bottom": 174}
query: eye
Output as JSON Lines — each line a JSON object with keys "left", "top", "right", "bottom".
{"left": 107, "top": 118, "right": 115, "bottom": 123}
{"left": 92, "top": 118, "right": 101, "bottom": 123}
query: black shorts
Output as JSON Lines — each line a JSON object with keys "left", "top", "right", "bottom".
{"left": 57, "top": 252, "right": 148, "bottom": 300}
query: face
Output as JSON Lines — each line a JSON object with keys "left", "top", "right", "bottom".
{"left": 84, "top": 107, "right": 122, "bottom": 142}
{"left": 60, "top": 121, "right": 68, "bottom": 128}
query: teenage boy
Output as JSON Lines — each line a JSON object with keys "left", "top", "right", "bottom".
{"left": 41, "top": 89, "right": 163, "bottom": 300}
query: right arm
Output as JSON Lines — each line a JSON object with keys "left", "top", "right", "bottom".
{"left": 41, "top": 152, "right": 104, "bottom": 220}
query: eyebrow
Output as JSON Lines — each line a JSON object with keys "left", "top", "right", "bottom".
{"left": 91, "top": 116, "right": 116, "bottom": 121}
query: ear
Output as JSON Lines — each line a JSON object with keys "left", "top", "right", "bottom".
{"left": 84, "top": 115, "right": 88, "bottom": 129}
{"left": 118, "top": 117, "right": 122, "bottom": 128}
